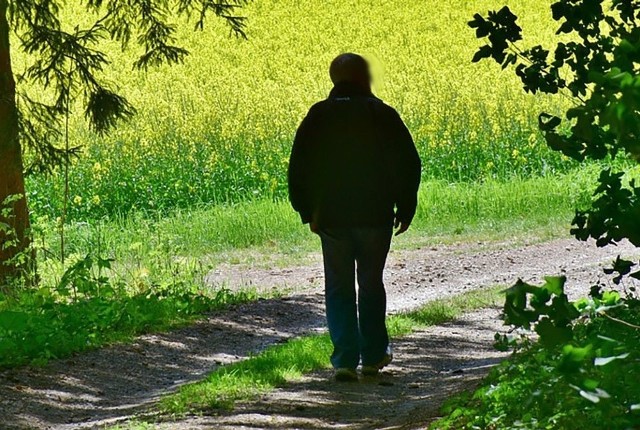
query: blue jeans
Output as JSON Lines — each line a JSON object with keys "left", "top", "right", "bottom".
{"left": 319, "top": 227, "right": 392, "bottom": 369}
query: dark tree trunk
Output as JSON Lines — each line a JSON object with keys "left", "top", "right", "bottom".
{"left": 0, "top": 0, "right": 31, "bottom": 286}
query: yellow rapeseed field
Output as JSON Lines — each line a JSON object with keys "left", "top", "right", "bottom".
{"left": 25, "top": 0, "right": 572, "bottom": 218}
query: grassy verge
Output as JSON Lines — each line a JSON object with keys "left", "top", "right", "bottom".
{"left": 2, "top": 171, "right": 589, "bottom": 368}
{"left": 0, "top": 286, "right": 258, "bottom": 369}
{"left": 2, "top": 167, "right": 606, "bottom": 423}
{"left": 159, "top": 286, "right": 502, "bottom": 415}
{"left": 42, "top": 169, "right": 596, "bottom": 281}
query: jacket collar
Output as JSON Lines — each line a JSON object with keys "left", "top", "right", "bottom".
{"left": 328, "top": 81, "right": 374, "bottom": 99}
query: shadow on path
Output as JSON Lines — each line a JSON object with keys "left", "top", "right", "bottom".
{"left": 154, "top": 308, "right": 506, "bottom": 430}
{"left": 1, "top": 295, "right": 326, "bottom": 429}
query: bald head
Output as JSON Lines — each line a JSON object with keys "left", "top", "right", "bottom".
{"left": 329, "top": 53, "right": 372, "bottom": 89}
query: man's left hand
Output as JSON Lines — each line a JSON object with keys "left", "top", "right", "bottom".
{"left": 394, "top": 218, "right": 410, "bottom": 236}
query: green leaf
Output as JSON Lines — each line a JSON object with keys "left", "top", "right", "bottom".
{"left": 587, "top": 71, "right": 605, "bottom": 85}
{"left": 618, "top": 39, "right": 635, "bottom": 53}
{"left": 0, "top": 311, "right": 30, "bottom": 332}
{"left": 583, "top": 378, "right": 599, "bottom": 390}
{"left": 542, "top": 276, "right": 565, "bottom": 296}
{"left": 565, "top": 344, "right": 592, "bottom": 361}
{"left": 536, "top": 318, "right": 573, "bottom": 347}
{"left": 601, "top": 290, "right": 621, "bottom": 306}
{"left": 502, "top": 279, "right": 539, "bottom": 328}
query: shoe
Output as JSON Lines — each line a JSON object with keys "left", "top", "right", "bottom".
{"left": 361, "top": 352, "right": 393, "bottom": 376}
{"left": 334, "top": 367, "right": 358, "bottom": 382}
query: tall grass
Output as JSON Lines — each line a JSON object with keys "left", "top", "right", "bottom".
{"left": 30, "top": 170, "right": 596, "bottom": 296}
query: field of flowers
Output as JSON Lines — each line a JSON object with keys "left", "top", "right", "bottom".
{"left": 25, "top": 0, "right": 573, "bottom": 220}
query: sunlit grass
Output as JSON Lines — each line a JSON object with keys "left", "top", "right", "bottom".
{"left": 36, "top": 169, "right": 596, "bottom": 292}
{"left": 159, "top": 287, "right": 502, "bottom": 415}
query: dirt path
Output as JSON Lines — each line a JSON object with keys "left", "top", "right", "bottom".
{"left": 152, "top": 308, "right": 506, "bottom": 430}
{"left": 208, "top": 237, "right": 639, "bottom": 308}
{"left": 1, "top": 238, "right": 638, "bottom": 429}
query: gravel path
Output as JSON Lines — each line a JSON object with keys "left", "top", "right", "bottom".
{"left": 1, "top": 238, "right": 638, "bottom": 429}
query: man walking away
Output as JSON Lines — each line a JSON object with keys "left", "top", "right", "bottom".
{"left": 288, "top": 53, "right": 421, "bottom": 382}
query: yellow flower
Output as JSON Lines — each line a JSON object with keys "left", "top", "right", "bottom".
{"left": 92, "top": 195, "right": 101, "bottom": 205}
{"left": 512, "top": 149, "right": 520, "bottom": 159}
{"left": 73, "top": 195, "right": 83, "bottom": 205}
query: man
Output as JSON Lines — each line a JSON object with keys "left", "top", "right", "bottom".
{"left": 288, "top": 53, "right": 421, "bottom": 382}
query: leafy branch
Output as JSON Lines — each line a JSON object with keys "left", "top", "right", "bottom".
{"left": 7, "top": 0, "right": 251, "bottom": 174}
{"left": 469, "top": 1, "right": 640, "bottom": 249}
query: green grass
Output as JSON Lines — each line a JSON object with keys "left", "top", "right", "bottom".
{"left": 108, "top": 422, "right": 156, "bottom": 430}
{"left": 41, "top": 169, "right": 596, "bottom": 286}
{"left": 160, "top": 286, "right": 502, "bottom": 415}
{"left": 0, "top": 285, "right": 259, "bottom": 369}
{"left": 4, "top": 171, "right": 590, "bottom": 370}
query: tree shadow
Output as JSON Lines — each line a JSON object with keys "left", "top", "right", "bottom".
{"left": 0, "top": 293, "right": 327, "bottom": 429}
{"left": 177, "top": 308, "right": 507, "bottom": 430}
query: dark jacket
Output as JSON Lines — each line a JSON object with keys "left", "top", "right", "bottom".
{"left": 288, "top": 82, "right": 421, "bottom": 228}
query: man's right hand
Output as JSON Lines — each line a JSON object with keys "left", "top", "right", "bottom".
{"left": 394, "top": 218, "right": 410, "bottom": 236}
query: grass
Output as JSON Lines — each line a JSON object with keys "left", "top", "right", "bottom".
{"left": 40, "top": 169, "right": 597, "bottom": 286}
{"left": 2, "top": 170, "right": 591, "bottom": 370}
{"left": 159, "top": 286, "right": 502, "bottom": 415}
{"left": 0, "top": 285, "right": 259, "bottom": 369}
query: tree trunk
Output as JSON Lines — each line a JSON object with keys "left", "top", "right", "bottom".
{"left": 0, "top": 0, "right": 31, "bottom": 287}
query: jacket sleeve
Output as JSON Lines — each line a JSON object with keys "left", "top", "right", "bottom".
{"left": 288, "top": 110, "right": 315, "bottom": 224}
{"left": 389, "top": 110, "right": 421, "bottom": 224}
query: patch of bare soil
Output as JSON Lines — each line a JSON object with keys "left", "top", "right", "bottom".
{"left": 1, "top": 238, "right": 638, "bottom": 429}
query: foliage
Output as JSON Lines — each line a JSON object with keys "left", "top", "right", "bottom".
{"left": 498, "top": 276, "right": 579, "bottom": 349}
{"left": 8, "top": 0, "right": 249, "bottom": 174}
{"left": 460, "top": 3, "right": 640, "bottom": 428}
{"left": 432, "top": 277, "right": 640, "bottom": 430}
{"left": 0, "top": 194, "right": 37, "bottom": 287}
{"left": 469, "top": 0, "right": 640, "bottom": 248}
{"left": 20, "top": 0, "right": 588, "bottom": 220}
{"left": 0, "top": 253, "right": 256, "bottom": 368}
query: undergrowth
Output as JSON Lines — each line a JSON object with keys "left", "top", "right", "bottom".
{"left": 0, "top": 255, "right": 257, "bottom": 368}
{"left": 431, "top": 277, "right": 640, "bottom": 430}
